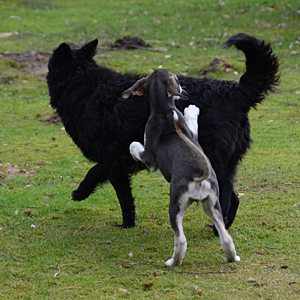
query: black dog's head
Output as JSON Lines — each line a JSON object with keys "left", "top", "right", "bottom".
{"left": 46, "top": 39, "right": 98, "bottom": 107}
{"left": 121, "top": 69, "right": 186, "bottom": 101}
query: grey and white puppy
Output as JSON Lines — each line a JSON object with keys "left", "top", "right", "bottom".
{"left": 122, "top": 69, "right": 240, "bottom": 266}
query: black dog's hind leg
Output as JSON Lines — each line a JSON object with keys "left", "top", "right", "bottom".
{"left": 212, "top": 180, "right": 239, "bottom": 236}
{"left": 72, "top": 163, "right": 109, "bottom": 201}
{"left": 225, "top": 191, "right": 240, "bottom": 229}
{"left": 108, "top": 163, "right": 136, "bottom": 228}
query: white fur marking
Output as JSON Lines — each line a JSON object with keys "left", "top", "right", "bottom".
{"left": 184, "top": 105, "right": 200, "bottom": 137}
{"left": 173, "top": 110, "right": 179, "bottom": 122}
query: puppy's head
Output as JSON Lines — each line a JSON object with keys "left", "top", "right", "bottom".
{"left": 122, "top": 69, "right": 185, "bottom": 100}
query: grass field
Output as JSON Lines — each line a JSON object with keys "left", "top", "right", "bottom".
{"left": 0, "top": 0, "right": 300, "bottom": 299}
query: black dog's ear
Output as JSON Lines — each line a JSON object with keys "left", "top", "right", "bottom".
{"left": 53, "top": 42, "right": 72, "bottom": 59}
{"left": 50, "top": 42, "right": 72, "bottom": 67}
{"left": 167, "top": 76, "right": 182, "bottom": 99}
{"left": 122, "top": 77, "right": 148, "bottom": 99}
{"left": 81, "top": 39, "right": 98, "bottom": 58}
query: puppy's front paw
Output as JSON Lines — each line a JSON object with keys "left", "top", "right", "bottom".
{"left": 184, "top": 104, "right": 200, "bottom": 118}
{"left": 129, "top": 142, "right": 144, "bottom": 161}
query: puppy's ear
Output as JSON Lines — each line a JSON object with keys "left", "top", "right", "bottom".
{"left": 81, "top": 39, "right": 98, "bottom": 58}
{"left": 122, "top": 77, "right": 148, "bottom": 99}
{"left": 167, "top": 76, "right": 181, "bottom": 99}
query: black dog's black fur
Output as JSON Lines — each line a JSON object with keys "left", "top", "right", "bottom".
{"left": 46, "top": 33, "right": 279, "bottom": 232}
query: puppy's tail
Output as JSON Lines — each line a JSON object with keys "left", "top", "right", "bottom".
{"left": 173, "top": 110, "right": 211, "bottom": 182}
{"left": 224, "top": 33, "right": 280, "bottom": 109}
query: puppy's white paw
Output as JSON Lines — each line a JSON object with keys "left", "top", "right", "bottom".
{"left": 184, "top": 105, "right": 200, "bottom": 137}
{"left": 165, "top": 257, "right": 182, "bottom": 267}
{"left": 184, "top": 104, "right": 200, "bottom": 118}
{"left": 165, "top": 258, "right": 175, "bottom": 266}
{"left": 234, "top": 255, "right": 241, "bottom": 262}
{"left": 224, "top": 255, "right": 240, "bottom": 263}
{"left": 129, "top": 142, "right": 144, "bottom": 161}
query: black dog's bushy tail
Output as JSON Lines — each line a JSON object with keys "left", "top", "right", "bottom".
{"left": 224, "top": 33, "right": 280, "bottom": 109}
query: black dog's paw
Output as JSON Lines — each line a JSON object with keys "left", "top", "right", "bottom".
{"left": 113, "top": 222, "right": 135, "bottom": 229}
{"left": 212, "top": 225, "right": 219, "bottom": 237}
{"left": 205, "top": 224, "right": 219, "bottom": 237}
{"left": 72, "top": 189, "right": 89, "bottom": 201}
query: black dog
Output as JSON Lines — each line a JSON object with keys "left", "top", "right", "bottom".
{"left": 46, "top": 33, "right": 279, "bottom": 231}
{"left": 122, "top": 69, "right": 240, "bottom": 265}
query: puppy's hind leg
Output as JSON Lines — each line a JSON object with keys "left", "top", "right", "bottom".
{"left": 202, "top": 196, "right": 240, "bottom": 262}
{"left": 165, "top": 190, "right": 192, "bottom": 266}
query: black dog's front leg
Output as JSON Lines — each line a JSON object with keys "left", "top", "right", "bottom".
{"left": 72, "top": 163, "right": 109, "bottom": 201}
{"left": 108, "top": 164, "right": 136, "bottom": 228}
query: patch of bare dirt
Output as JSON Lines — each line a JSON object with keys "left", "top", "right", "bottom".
{"left": 198, "top": 57, "right": 233, "bottom": 75}
{"left": 0, "top": 163, "right": 37, "bottom": 180}
{"left": 109, "top": 35, "right": 151, "bottom": 50}
{"left": 0, "top": 51, "right": 50, "bottom": 74}
{"left": 0, "top": 51, "right": 50, "bottom": 63}
{"left": 42, "top": 114, "right": 61, "bottom": 124}
{"left": 22, "top": 63, "right": 48, "bottom": 74}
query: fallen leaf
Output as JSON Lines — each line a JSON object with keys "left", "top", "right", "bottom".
{"left": 149, "top": 214, "right": 155, "bottom": 221}
{"left": 0, "top": 31, "right": 19, "bottom": 38}
{"left": 254, "top": 282, "right": 261, "bottom": 287}
{"left": 24, "top": 208, "right": 32, "bottom": 215}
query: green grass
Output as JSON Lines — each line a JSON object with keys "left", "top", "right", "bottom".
{"left": 1, "top": 0, "right": 300, "bottom": 299}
